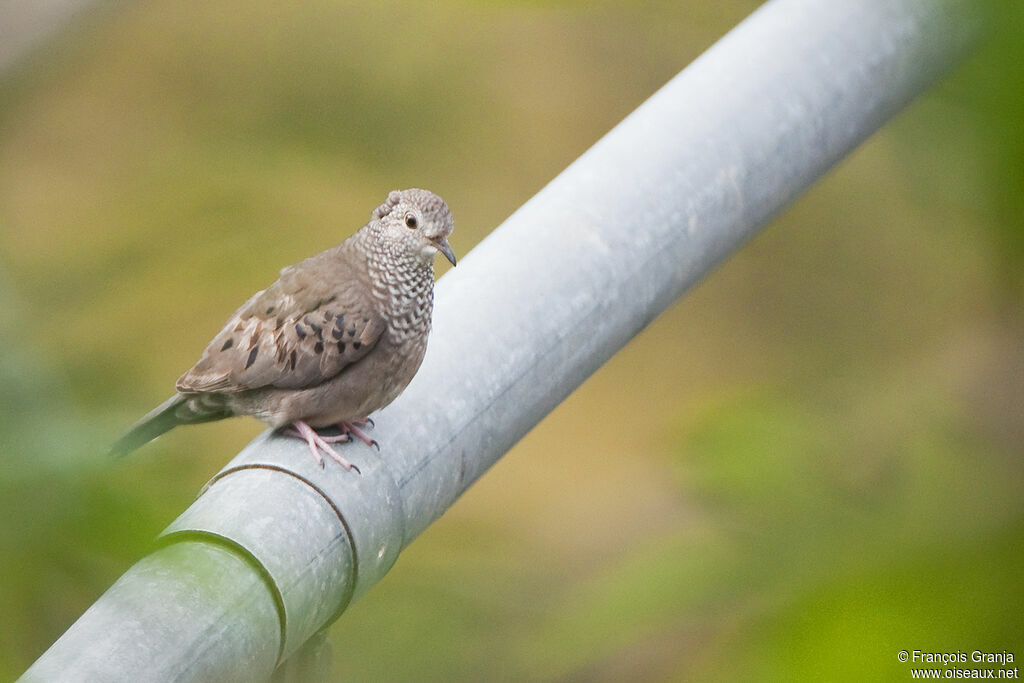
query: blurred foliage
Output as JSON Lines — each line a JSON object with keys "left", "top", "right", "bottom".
{"left": 0, "top": 0, "right": 1021, "bottom": 680}
{"left": 959, "top": 0, "right": 1024, "bottom": 302}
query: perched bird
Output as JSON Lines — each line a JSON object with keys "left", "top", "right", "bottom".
{"left": 112, "top": 188, "right": 456, "bottom": 472}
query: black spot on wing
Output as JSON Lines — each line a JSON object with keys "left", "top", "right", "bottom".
{"left": 314, "top": 341, "right": 324, "bottom": 354}
{"left": 295, "top": 324, "right": 306, "bottom": 340}
{"left": 245, "top": 347, "right": 259, "bottom": 369}
{"left": 221, "top": 338, "right": 234, "bottom": 351}
{"left": 275, "top": 338, "right": 288, "bottom": 363}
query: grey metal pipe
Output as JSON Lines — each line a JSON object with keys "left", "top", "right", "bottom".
{"left": 21, "top": 0, "right": 983, "bottom": 680}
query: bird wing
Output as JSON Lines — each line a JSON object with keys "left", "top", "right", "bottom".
{"left": 176, "top": 250, "right": 385, "bottom": 394}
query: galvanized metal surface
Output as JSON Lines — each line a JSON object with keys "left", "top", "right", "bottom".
{"left": 21, "top": 0, "right": 982, "bottom": 680}
{"left": 22, "top": 542, "right": 281, "bottom": 682}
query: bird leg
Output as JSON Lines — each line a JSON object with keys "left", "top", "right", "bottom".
{"left": 337, "top": 419, "right": 379, "bottom": 450}
{"left": 286, "top": 420, "right": 360, "bottom": 473}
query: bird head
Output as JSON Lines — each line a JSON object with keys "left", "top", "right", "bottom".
{"left": 373, "top": 188, "right": 456, "bottom": 266}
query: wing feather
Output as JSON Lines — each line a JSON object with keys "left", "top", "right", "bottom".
{"left": 176, "top": 250, "right": 384, "bottom": 394}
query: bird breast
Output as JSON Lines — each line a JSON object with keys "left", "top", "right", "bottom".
{"left": 369, "top": 252, "right": 435, "bottom": 346}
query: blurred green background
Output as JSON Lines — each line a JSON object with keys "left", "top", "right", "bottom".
{"left": 1, "top": 1, "right": 1021, "bottom": 680}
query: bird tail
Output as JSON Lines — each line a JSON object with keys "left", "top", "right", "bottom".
{"left": 110, "top": 393, "right": 228, "bottom": 457}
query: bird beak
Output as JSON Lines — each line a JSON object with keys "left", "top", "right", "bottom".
{"left": 434, "top": 236, "right": 457, "bottom": 266}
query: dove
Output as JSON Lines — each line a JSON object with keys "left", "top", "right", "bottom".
{"left": 111, "top": 188, "right": 455, "bottom": 472}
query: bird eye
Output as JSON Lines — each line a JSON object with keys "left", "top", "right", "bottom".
{"left": 404, "top": 214, "right": 418, "bottom": 229}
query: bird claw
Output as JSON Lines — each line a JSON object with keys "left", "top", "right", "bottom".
{"left": 337, "top": 419, "right": 378, "bottom": 449}
{"left": 286, "top": 420, "right": 360, "bottom": 473}
{"left": 326, "top": 450, "right": 360, "bottom": 474}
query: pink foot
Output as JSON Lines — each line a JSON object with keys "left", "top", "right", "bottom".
{"left": 338, "top": 419, "right": 378, "bottom": 450}
{"left": 284, "top": 429, "right": 350, "bottom": 445}
{"left": 286, "top": 420, "right": 361, "bottom": 473}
